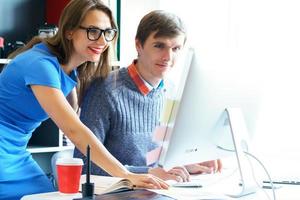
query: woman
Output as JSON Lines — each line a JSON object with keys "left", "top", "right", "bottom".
{"left": 0, "top": 0, "right": 168, "bottom": 199}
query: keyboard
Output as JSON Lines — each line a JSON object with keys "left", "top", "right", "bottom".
{"left": 171, "top": 180, "right": 203, "bottom": 188}
{"left": 263, "top": 175, "right": 300, "bottom": 185}
{"left": 263, "top": 179, "right": 300, "bottom": 185}
{"left": 167, "top": 172, "right": 227, "bottom": 188}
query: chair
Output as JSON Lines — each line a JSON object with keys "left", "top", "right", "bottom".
{"left": 50, "top": 148, "right": 74, "bottom": 188}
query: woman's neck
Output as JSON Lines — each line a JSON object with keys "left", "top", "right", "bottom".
{"left": 62, "top": 56, "right": 84, "bottom": 75}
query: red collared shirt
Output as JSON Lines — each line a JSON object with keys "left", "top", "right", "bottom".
{"left": 127, "top": 60, "right": 152, "bottom": 96}
{"left": 128, "top": 60, "right": 164, "bottom": 96}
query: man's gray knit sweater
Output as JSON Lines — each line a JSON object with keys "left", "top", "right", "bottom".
{"left": 74, "top": 67, "right": 164, "bottom": 175}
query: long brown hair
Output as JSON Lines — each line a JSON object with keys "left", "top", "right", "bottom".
{"left": 9, "top": 0, "right": 118, "bottom": 106}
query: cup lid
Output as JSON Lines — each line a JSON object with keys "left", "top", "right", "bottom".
{"left": 56, "top": 157, "right": 83, "bottom": 165}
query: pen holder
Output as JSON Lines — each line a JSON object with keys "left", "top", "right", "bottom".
{"left": 82, "top": 182, "right": 95, "bottom": 198}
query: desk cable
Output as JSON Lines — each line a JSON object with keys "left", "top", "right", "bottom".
{"left": 218, "top": 146, "right": 276, "bottom": 200}
{"left": 244, "top": 151, "right": 276, "bottom": 200}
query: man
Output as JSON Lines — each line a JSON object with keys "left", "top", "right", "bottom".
{"left": 74, "top": 10, "right": 221, "bottom": 182}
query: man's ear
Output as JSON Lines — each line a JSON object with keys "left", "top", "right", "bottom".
{"left": 135, "top": 39, "right": 142, "bottom": 55}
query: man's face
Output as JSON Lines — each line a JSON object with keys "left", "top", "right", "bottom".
{"left": 135, "top": 32, "right": 185, "bottom": 85}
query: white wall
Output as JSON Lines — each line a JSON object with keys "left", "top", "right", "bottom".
{"left": 119, "top": 0, "right": 160, "bottom": 66}
{"left": 160, "top": 0, "right": 300, "bottom": 175}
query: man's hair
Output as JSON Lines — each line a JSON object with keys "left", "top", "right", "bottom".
{"left": 135, "top": 10, "right": 186, "bottom": 46}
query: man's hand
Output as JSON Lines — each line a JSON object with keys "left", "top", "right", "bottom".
{"left": 185, "top": 159, "right": 222, "bottom": 174}
{"left": 149, "top": 166, "right": 190, "bottom": 182}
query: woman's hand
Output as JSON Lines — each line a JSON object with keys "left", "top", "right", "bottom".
{"left": 185, "top": 159, "right": 222, "bottom": 174}
{"left": 125, "top": 172, "right": 169, "bottom": 189}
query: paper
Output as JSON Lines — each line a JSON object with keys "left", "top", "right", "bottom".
{"left": 150, "top": 188, "right": 233, "bottom": 200}
{"left": 152, "top": 125, "right": 167, "bottom": 142}
{"left": 79, "top": 175, "right": 133, "bottom": 195}
{"left": 160, "top": 98, "right": 175, "bottom": 124}
{"left": 146, "top": 146, "right": 162, "bottom": 166}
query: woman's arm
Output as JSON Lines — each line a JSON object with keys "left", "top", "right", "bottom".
{"left": 66, "top": 88, "right": 78, "bottom": 111}
{"left": 31, "top": 85, "right": 168, "bottom": 189}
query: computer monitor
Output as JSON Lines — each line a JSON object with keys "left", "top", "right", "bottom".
{"left": 158, "top": 47, "right": 263, "bottom": 197}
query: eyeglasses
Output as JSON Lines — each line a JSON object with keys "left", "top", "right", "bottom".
{"left": 79, "top": 26, "right": 117, "bottom": 42}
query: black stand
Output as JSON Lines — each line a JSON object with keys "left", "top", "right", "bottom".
{"left": 73, "top": 145, "right": 95, "bottom": 200}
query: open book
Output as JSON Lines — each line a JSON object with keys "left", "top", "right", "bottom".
{"left": 80, "top": 175, "right": 134, "bottom": 195}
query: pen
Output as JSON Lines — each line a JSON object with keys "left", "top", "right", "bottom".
{"left": 86, "top": 145, "right": 90, "bottom": 184}
{"left": 81, "top": 145, "right": 94, "bottom": 199}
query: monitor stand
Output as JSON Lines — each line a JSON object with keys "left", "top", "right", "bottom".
{"left": 224, "top": 107, "right": 258, "bottom": 198}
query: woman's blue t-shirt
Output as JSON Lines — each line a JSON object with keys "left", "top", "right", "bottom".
{"left": 0, "top": 43, "right": 77, "bottom": 200}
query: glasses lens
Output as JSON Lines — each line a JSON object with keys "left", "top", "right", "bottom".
{"left": 104, "top": 29, "right": 116, "bottom": 41}
{"left": 85, "top": 27, "right": 116, "bottom": 41}
{"left": 87, "top": 28, "right": 101, "bottom": 41}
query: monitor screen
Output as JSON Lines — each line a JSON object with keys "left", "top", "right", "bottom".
{"left": 157, "top": 47, "right": 264, "bottom": 196}
{"left": 158, "top": 47, "right": 263, "bottom": 171}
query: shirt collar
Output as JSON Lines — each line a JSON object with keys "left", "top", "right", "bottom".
{"left": 127, "top": 60, "right": 164, "bottom": 96}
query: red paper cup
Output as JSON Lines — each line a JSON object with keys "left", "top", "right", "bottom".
{"left": 56, "top": 157, "right": 83, "bottom": 194}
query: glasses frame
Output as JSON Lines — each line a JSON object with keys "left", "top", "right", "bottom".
{"left": 79, "top": 26, "right": 117, "bottom": 42}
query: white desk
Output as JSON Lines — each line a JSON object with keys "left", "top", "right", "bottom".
{"left": 21, "top": 184, "right": 300, "bottom": 200}
{"left": 21, "top": 192, "right": 81, "bottom": 200}
{"left": 21, "top": 167, "right": 300, "bottom": 200}
{"left": 152, "top": 183, "right": 300, "bottom": 200}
